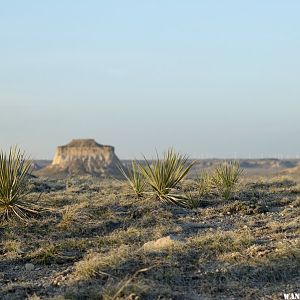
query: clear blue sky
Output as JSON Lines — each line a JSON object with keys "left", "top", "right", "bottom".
{"left": 1, "top": 1, "right": 299, "bottom": 159}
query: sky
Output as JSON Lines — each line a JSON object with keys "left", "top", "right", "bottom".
{"left": 0, "top": 1, "right": 300, "bottom": 159}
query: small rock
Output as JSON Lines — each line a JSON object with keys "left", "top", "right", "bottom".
{"left": 25, "top": 263, "right": 35, "bottom": 271}
{"left": 254, "top": 205, "right": 269, "bottom": 214}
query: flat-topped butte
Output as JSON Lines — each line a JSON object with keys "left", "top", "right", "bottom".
{"left": 37, "top": 139, "right": 122, "bottom": 177}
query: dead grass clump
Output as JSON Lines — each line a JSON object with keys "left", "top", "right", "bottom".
{"left": 222, "top": 200, "right": 269, "bottom": 215}
{"left": 102, "top": 267, "right": 154, "bottom": 300}
{"left": 74, "top": 245, "right": 131, "bottom": 280}
{"left": 1, "top": 239, "right": 22, "bottom": 259}
{"left": 228, "top": 239, "right": 300, "bottom": 285}
{"left": 28, "top": 244, "right": 59, "bottom": 264}
{"left": 189, "top": 230, "right": 253, "bottom": 256}
{"left": 98, "top": 227, "right": 148, "bottom": 248}
{"left": 59, "top": 238, "right": 91, "bottom": 253}
{"left": 223, "top": 201, "right": 250, "bottom": 214}
{"left": 218, "top": 244, "right": 273, "bottom": 263}
{"left": 270, "top": 239, "right": 300, "bottom": 262}
{"left": 57, "top": 203, "right": 87, "bottom": 230}
{"left": 291, "top": 196, "right": 300, "bottom": 207}
{"left": 58, "top": 206, "right": 78, "bottom": 230}
{"left": 2, "top": 239, "right": 21, "bottom": 253}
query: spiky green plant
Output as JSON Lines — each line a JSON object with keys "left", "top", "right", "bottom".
{"left": 139, "top": 149, "right": 194, "bottom": 206}
{"left": 0, "top": 146, "right": 37, "bottom": 221}
{"left": 119, "top": 161, "right": 145, "bottom": 197}
{"left": 179, "top": 192, "right": 203, "bottom": 209}
{"left": 211, "top": 161, "right": 244, "bottom": 200}
{"left": 195, "top": 171, "right": 212, "bottom": 197}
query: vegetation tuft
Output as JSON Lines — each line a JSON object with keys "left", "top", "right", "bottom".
{"left": 139, "top": 149, "right": 194, "bottom": 207}
{"left": 0, "top": 146, "right": 38, "bottom": 221}
{"left": 195, "top": 170, "right": 212, "bottom": 197}
{"left": 0, "top": 173, "right": 299, "bottom": 299}
{"left": 119, "top": 161, "right": 145, "bottom": 197}
{"left": 211, "top": 161, "right": 244, "bottom": 200}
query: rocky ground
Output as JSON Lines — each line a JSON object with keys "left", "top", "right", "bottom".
{"left": 0, "top": 175, "right": 300, "bottom": 299}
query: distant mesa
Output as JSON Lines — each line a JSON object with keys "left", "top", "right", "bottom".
{"left": 36, "top": 139, "right": 122, "bottom": 178}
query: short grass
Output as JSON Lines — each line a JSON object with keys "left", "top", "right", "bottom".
{"left": 0, "top": 175, "right": 299, "bottom": 299}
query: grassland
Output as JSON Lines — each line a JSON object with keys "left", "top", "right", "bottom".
{"left": 0, "top": 174, "right": 300, "bottom": 299}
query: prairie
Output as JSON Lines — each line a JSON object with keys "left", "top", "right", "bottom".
{"left": 1, "top": 167, "right": 300, "bottom": 299}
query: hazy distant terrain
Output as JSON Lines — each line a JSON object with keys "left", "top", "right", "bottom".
{"left": 189, "top": 159, "right": 300, "bottom": 178}
{"left": 34, "top": 158, "right": 300, "bottom": 179}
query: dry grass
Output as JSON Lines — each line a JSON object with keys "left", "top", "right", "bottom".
{"left": 0, "top": 175, "right": 299, "bottom": 299}
{"left": 1, "top": 239, "right": 22, "bottom": 260}
{"left": 189, "top": 229, "right": 254, "bottom": 256}
{"left": 57, "top": 203, "right": 87, "bottom": 230}
{"left": 74, "top": 245, "right": 132, "bottom": 280}
{"left": 28, "top": 244, "right": 59, "bottom": 265}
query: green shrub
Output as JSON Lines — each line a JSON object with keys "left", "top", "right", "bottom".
{"left": 211, "top": 161, "right": 243, "bottom": 200}
{"left": 119, "top": 160, "right": 145, "bottom": 197}
{"left": 139, "top": 149, "right": 194, "bottom": 206}
{"left": 0, "top": 146, "right": 37, "bottom": 221}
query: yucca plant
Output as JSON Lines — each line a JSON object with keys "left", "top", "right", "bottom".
{"left": 139, "top": 149, "right": 194, "bottom": 206}
{"left": 179, "top": 192, "right": 203, "bottom": 209}
{"left": 195, "top": 171, "right": 212, "bottom": 197}
{"left": 0, "top": 146, "right": 37, "bottom": 221}
{"left": 119, "top": 161, "right": 145, "bottom": 197}
{"left": 211, "top": 161, "right": 244, "bottom": 200}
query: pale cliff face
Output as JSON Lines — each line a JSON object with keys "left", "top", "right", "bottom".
{"left": 52, "top": 145, "right": 115, "bottom": 166}
{"left": 37, "top": 139, "right": 122, "bottom": 177}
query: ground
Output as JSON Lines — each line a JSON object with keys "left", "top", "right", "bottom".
{"left": 0, "top": 174, "right": 300, "bottom": 299}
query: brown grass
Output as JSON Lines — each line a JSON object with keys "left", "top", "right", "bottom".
{"left": 0, "top": 175, "right": 299, "bottom": 299}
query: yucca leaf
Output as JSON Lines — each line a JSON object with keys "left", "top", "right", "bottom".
{"left": 0, "top": 146, "right": 38, "bottom": 221}
{"left": 118, "top": 161, "right": 145, "bottom": 197}
{"left": 139, "top": 149, "right": 194, "bottom": 206}
{"left": 211, "top": 161, "right": 244, "bottom": 200}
